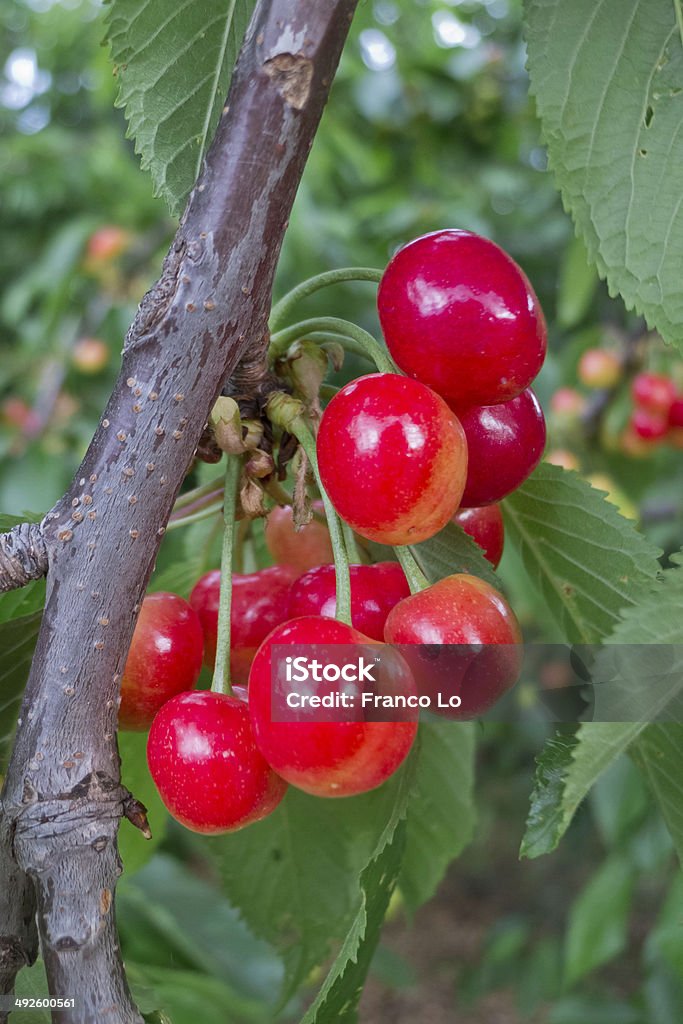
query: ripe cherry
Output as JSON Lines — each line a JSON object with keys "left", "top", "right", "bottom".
{"left": 384, "top": 574, "right": 522, "bottom": 718}
{"left": 668, "top": 395, "right": 683, "bottom": 428}
{"left": 630, "top": 407, "right": 668, "bottom": 441}
{"left": 190, "top": 565, "right": 298, "bottom": 685}
{"left": 631, "top": 372, "right": 676, "bottom": 415}
{"left": 264, "top": 501, "right": 334, "bottom": 572}
{"left": 377, "top": 229, "right": 546, "bottom": 409}
{"left": 577, "top": 348, "right": 621, "bottom": 389}
{"left": 147, "top": 691, "right": 287, "bottom": 833}
{"left": 119, "top": 592, "right": 204, "bottom": 731}
{"left": 317, "top": 373, "right": 468, "bottom": 545}
{"left": 287, "top": 562, "right": 410, "bottom": 640}
{"left": 248, "top": 616, "right": 418, "bottom": 797}
{"left": 453, "top": 505, "right": 505, "bottom": 568}
{"left": 456, "top": 388, "right": 546, "bottom": 507}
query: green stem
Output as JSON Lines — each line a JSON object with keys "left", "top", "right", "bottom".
{"left": 173, "top": 476, "right": 224, "bottom": 511}
{"left": 394, "top": 546, "right": 430, "bottom": 595}
{"left": 286, "top": 417, "right": 352, "bottom": 624}
{"left": 165, "top": 501, "right": 224, "bottom": 532}
{"left": 675, "top": 0, "right": 683, "bottom": 49}
{"left": 269, "top": 267, "right": 382, "bottom": 331}
{"left": 269, "top": 316, "right": 396, "bottom": 373}
{"left": 341, "top": 521, "right": 362, "bottom": 566}
{"left": 211, "top": 456, "right": 242, "bottom": 696}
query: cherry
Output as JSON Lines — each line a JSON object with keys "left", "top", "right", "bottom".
{"left": 119, "top": 592, "right": 204, "bottom": 731}
{"left": 453, "top": 505, "right": 504, "bottom": 568}
{"left": 287, "top": 562, "right": 410, "bottom": 640}
{"left": 383, "top": 574, "right": 522, "bottom": 718}
{"left": 264, "top": 501, "right": 334, "bottom": 572}
{"left": 577, "top": 348, "right": 620, "bottom": 389}
{"left": 85, "top": 225, "right": 131, "bottom": 264}
{"left": 630, "top": 407, "right": 668, "bottom": 441}
{"left": 668, "top": 395, "right": 683, "bottom": 428}
{"left": 317, "top": 373, "right": 468, "bottom": 545}
{"left": 545, "top": 449, "right": 579, "bottom": 471}
{"left": 377, "top": 229, "right": 546, "bottom": 410}
{"left": 147, "top": 691, "right": 287, "bottom": 833}
{"left": 189, "top": 565, "right": 298, "bottom": 685}
{"left": 456, "top": 388, "right": 546, "bottom": 507}
{"left": 72, "top": 337, "right": 109, "bottom": 375}
{"left": 248, "top": 616, "right": 418, "bottom": 797}
{"left": 631, "top": 372, "right": 676, "bottom": 415}
{"left": 549, "top": 387, "right": 585, "bottom": 421}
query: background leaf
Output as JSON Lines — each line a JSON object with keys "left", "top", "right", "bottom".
{"left": 525, "top": 0, "right": 683, "bottom": 345}
{"left": 564, "top": 855, "right": 635, "bottom": 986}
{"left": 106, "top": 0, "right": 257, "bottom": 215}
{"left": 0, "top": 610, "right": 41, "bottom": 771}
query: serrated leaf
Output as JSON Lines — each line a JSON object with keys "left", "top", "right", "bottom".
{"left": 0, "top": 610, "right": 42, "bottom": 771}
{"left": 525, "top": 0, "right": 683, "bottom": 345}
{"left": 504, "top": 463, "right": 662, "bottom": 643}
{"left": 399, "top": 721, "right": 475, "bottom": 913}
{"left": 300, "top": 756, "right": 416, "bottom": 1024}
{"left": 411, "top": 520, "right": 501, "bottom": 588}
{"left": 106, "top": 0, "right": 257, "bottom": 215}
{"left": 564, "top": 854, "right": 635, "bottom": 986}
{"left": 632, "top": 724, "right": 683, "bottom": 867}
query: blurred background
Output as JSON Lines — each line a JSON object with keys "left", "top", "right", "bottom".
{"left": 2, "top": 1, "right": 683, "bottom": 1021}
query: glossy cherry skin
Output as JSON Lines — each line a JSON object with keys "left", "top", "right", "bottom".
{"left": 631, "top": 372, "right": 676, "bottom": 414}
{"left": 248, "top": 616, "right": 418, "bottom": 797}
{"left": 317, "top": 373, "right": 468, "bottom": 545}
{"left": 119, "top": 592, "right": 204, "bottom": 731}
{"left": 577, "top": 349, "right": 620, "bottom": 389}
{"left": 456, "top": 388, "right": 546, "bottom": 507}
{"left": 384, "top": 574, "right": 522, "bottom": 718}
{"left": 378, "top": 229, "right": 547, "bottom": 410}
{"left": 287, "top": 562, "right": 410, "bottom": 640}
{"left": 630, "top": 407, "right": 668, "bottom": 441}
{"left": 453, "top": 505, "right": 505, "bottom": 568}
{"left": 147, "top": 691, "right": 287, "bottom": 834}
{"left": 189, "top": 566, "right": 298, "bottom": 685}
{"left": 264, "top": 501, "right": 334, "bottom": 572}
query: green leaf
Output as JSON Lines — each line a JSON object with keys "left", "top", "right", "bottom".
{"left": 106, "top": 0, "right": 257, "bottom": 215}
{"left": 399, "top": 721, "right": 476, "bottom": 913}
{"left": 525, "top": 0, "right": 683, "bottom": 345}
{"left": 504, "top": 463, "right": 662, "bottom": 643}
{"left": 557, "top": 234, "right": 599, "bottom": 329}
{"left": 411, "top": 519, "right": 501, "bottom": 588}
{"left": 300, "top": 757, "right": 416, "bottom": 1024}
{"left": 0, "top": 610, "right": 42, "bottom": 772}
{"left": 118, "top": 732, "right": 168, "bottom": 875}
{"left": 632, "top": 725, "right": 683, "bottom": 867}
{"left": 564, "top": 854, "right": 635, "bottom": 986}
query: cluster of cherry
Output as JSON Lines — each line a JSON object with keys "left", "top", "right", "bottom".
{"left": 121, "top": 230, "right": 547, "bottom": 835}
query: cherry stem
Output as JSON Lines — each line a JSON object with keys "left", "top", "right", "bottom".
{"left": 269, "top": 267, "right": 382, "bottom": 332}
{"left": 211, "top": 455, "right": 242, "bottom": 696}
{"left": 269, "top": 316, "right": 396, "bottom": 374}
{"left": 284, "top": 416, "right": 352, "bottom": 625}
{"left": 341, "top": 521, "right": 362, "bottom": 565}
{"left": 166, "top": 499, "right": 224, "bottom": 531}
{"left": 394, "top": 545, "right": 430, "bottom": 595}
{"left": 173, "top": 475, "right": 224, "bottom": 511}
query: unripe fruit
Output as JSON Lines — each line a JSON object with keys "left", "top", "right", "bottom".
{"left": 119, "top": 592, "right": 204, "bottom": 731}
{"left": 249, "top": 616, "right": 417, "bottom": 797}
{"left": 147, "top": 691, "right": 287, "bottom": 833}
{"left": 456, "top": 388, "right": 546, "bottom": 507}
{"left": 577, "top": 348, "right": 621, "bottom": 389}
{"left": 549, "top": 387, "right": 586, "bottom": 420}
{"left": 317, "top": 373, "right": 468, "bottom": 545}
{"left": 545, "top": 449, "right": 580, "bottom": 471}
{"left": 378, "top": 229, "right": 546, "bottom": 409}
{"left": 189, "top": 566, "right": 298, "bottom": 685}
{"left": 85, "top": 225, "right": 131, "bottom": 264}
{"left": 287, "top": 562, "right": 410, "bottom": 640}
{"left": 452, "top": 505, "right": 505, "bottom": 568}
{"left": 72, "top": 337, "right": 109, "bottom": 375}
{"left": 264, "top": 501, "right": 334, "bottom": 572}
{"left": 384, "top": 574, "right": 522, "bottom": 718}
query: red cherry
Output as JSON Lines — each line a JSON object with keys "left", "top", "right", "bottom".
{"left": 630, "top": 407, "right": 668, "bottom": 441}
{"left": 248, "top": 616, "right": 418, "bottom": 797}
{"left": 384, "top": 574, "right": 522, "bottom": 718}
{"left": 189, "top": 565, "right": 298, "bottom": 685}
{"left": 668, "top": 395, "right": 683, "bottom": 428}
{"left": 119, "top": 593, "right": 204, "bottom": 731}
{"left": 317, "top": 373, "right": 468, "bottom": 545}
{"left": 85, "top": 225, "right": 131, "bottom": 264}
{"left": 147, "top": 691, "right": 287, "bottom": 834}
{"left": 456, "top": 388, "right": 546, "bottom": 507}
{"left": 631, "top": 372, "right": 676, "bottom": 415}
{"left": 264, "top": 501, "right": 334, "bottom": 572}
{"left": 453, "top": 505, "right": 505, "bottom": 568}
{"left": 287, "top": 562, "right": 410, "bottom": 640}
{"left": 577, "top": 349, "right": 621, "bottom": 389}
{"left": 377, "top": 229, "right": 546, "bottom": 409}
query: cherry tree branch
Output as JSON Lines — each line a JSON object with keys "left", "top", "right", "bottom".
{"left": 0, "top": 2, "right": 357, "bottom": 1021}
